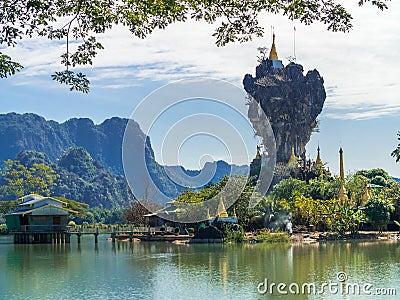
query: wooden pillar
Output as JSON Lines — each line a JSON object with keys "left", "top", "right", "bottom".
{"left": 129, "top": 232, "right": 133, "bottom": 242}
{"left": 94, "top": 227, "right": 99, "bottom": 244}
{"left": 111, "top": 227, "right": 116, "bottom": 243}
{"left": 77, "top": 229, "right": 82, "bottom": 244}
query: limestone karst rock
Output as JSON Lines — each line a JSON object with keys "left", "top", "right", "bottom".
{"left": 243, "top": 59, "right": 326, "bottom": 163}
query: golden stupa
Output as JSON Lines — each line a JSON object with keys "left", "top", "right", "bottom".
{"left": 269, "top": 33, "right": 279, "bottom": 60}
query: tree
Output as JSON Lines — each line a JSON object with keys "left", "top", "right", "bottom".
{"left": 364, "top": 195, "right": 394, "bottom": 232}
{"left": 391, "top": 132, "right": 400, "bottom": 162}
{"left": 123, "top": 200, "right": 162, "bottom": 226}
{"left": 355, "top": 168, "right": 395, "bottom": 187}
{"left": 0, "top": 0, "right": 389, "bottom": 92}
{"left": 328, "top": 200, "right": 365, "bottom": 235}
{"left": 0, "top": 159, "right": 60, "bottom": 199}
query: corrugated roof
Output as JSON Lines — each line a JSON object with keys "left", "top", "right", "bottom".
{"left": 7, "top": 204, "right": 77, "bottom": 216}
{"left": 19, "top": 196, "right": 65, "bottom": 206}
{"left": 19, "top": 194, "right": 44, "bottom": 205}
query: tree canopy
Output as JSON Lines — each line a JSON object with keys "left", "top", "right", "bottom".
{"left": 392, "top": 132, "right": 400, "bottom": 163}
{"left": 0, "top": 0, "right": 389, "bottom": 92}
{"left": 0, "top": 159, "right": 60, "bottom": 199}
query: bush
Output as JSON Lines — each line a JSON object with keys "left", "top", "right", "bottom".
{"left": 225, "top": 228, "right": 247, "bottom": 243}
{"left": 255, "top": 230, "right": 290, "bottom": 243}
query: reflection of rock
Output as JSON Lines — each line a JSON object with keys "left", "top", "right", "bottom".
{"left": 244, "top": 57, "right": 326, "bottom": 163}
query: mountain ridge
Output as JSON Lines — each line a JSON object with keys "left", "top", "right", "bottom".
{"left": 0, "top": 112, "right": 251, "bottom": 205}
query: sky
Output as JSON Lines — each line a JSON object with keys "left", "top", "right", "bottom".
{"left": 0, "top": 1, "right": 400, "bottom": 177}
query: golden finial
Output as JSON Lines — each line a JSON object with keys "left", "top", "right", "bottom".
{"left": 269, "top": 33, "right": 279, "bottom": 60}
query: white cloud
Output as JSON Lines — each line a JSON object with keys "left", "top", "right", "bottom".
{"left": 2, "top": 1, "right": 400, "bottom": 119}
{"left": 324, "top": 105, "right": 400, "bottom": 120}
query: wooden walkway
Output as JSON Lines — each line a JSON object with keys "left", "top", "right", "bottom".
{"left": 11, "top": 226, "right": 191, "bottom": 244}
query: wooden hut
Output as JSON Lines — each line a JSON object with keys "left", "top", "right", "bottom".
{"left": 5, "top": 194, "right": 77, "bottom": 243}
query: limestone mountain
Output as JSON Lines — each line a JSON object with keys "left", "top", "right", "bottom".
{"left": 0, "top": 113, "right": 251, "bottom": 203}
{"left": 243, "top": 54, "right": 326, "bottom": 163}
{"left": 0, "top": 112, "right": 180, "bottom": 198}
{"left": 11, "top": 148, "right": 133, "bottom": 209}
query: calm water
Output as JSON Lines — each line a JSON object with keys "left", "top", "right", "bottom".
{"left": 0, "top": 235, "right": 399, "bottom": 299}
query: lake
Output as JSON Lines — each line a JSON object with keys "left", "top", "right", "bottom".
{"left": 0, "top": 235, "right": 399, "bottom": 299}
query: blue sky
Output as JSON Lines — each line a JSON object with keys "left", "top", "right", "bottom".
{"left": 0, "top": 2, "right": 400, "bottom": 177}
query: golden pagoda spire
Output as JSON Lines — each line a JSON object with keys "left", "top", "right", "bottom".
{"left": 269, "top": 33, "right": 279, "bottom": 60}
{"left": 217, "top": 197, "right": 228, "bottom": 218}
{"left": 338, "top": 147, "right": 348, "bottom": 204}
{"left": 315, "top": 144, "right": 323, "bottom": 167}
{"left": 287, "top": 146, "right": 298, "bottom": 167}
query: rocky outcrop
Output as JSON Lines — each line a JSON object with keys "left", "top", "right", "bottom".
{"left": 243, "top": 60, "right": 326, "bottom": 163}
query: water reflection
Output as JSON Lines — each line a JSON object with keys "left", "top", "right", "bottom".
{"left": 0, "top": 236, "right": 399, "bottom": 299}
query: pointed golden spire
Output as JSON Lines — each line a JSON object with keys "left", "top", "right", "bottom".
{"left": 338, "top": 147, "right": 348, "bottom": 204}
{"left": 269, "top": 33, "right": 279, "bottom": 60}
{"left": 217, "top": 197, "right": 228, "bottom": 218}
{"left": 287, "top": 146, "right": 298, "bottom": 167}
{"left": 232, "top": 207, "right": 237, "bottom": 218}
{"left": 315, "top": 144, "right": 323, "bottom": 167}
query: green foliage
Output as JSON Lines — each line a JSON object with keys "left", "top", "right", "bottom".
{"left": 269, "top": 178, "right": 308, "bottom": 203}
{"left": 345, "top": 173, "right": 370, "bottom": 206}
{"left": 328, "top": 201, "right": 365, "bottom": 235}
{"left": 0, "top": 0, "right": 389, "bottom": 91}
{"left": 279, "top": 196, "right": 333, "bottom": 228}
{"left": 225, "top": 227, "right": 247, "bottom": 243}
{"left": 391, "top": 132, "right": 400, "bottom": 163}
{"left": 0, "top": 52, "right": 23, "bottom": 78}
{"left": 269, "top": 176, "right": 339, "bottom": 204}
{"left": 354, "top": 168, "right": 395, "bottom": 187}
{"left": 0, "top": 159, "right": 59, "bottom": 199}
{"left": 364, "top": 196, "right": 394, "bottom": 232}
{"left": 255, "top": 230, "right": 290, "bottom": 243}
{"left": 89, "top": 207, "right": 126, "bottom": 225}
{"left": 53, "top": 196, "right": 91, "bottom": 221}
{"left": 11, "top": 148, "right": 135, "bottom": 208}
{"left": 51, "top": 71, "right": 90, "bottom": 93}
{"left": 175, "top": 175, "right": 260, "bottom": 229}
{"left": 0, "top": 200, "right": 19, "bottom": 224}
{"left": 385, "top": 182, "right": 400, "bottom": 214}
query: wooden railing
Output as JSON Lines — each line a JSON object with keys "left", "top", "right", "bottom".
{"left": 67, "top": 226, "right": 176, "bottom": 235}
{"left": 19, "top": 225, "right": 67, "bottom": 232}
